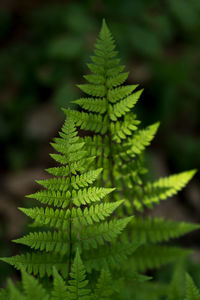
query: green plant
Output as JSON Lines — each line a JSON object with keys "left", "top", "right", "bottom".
{"left": 166, "top": 260, "right": 200, "bottom": 300}
{"left": 0, "top": 20, "right": 199, "bottom": 299}
{"left": 66, "top": 19, "right": 199, "bottom": 274}
{"left": 0, "top": 250, "right": 114, "bottom": 300}
{"left": 1, "top": 115, "right": 133, "bottom": 279}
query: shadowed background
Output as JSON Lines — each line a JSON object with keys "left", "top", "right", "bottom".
{"left": 0, "top": 0, "right": 200, "bottom": 287}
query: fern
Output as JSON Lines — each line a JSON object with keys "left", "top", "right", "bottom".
{"left": 21, "top": 270, "right": 49, "bottom": 300}
{"left": 131, "top": 217, "right": 200, "bottom": 244}
{"left": 1, "top": 250, "right": 118, "bottom": 300}
{"left": 168, "top": 269, "right": 200, "bottom": 300}
{"left": 51, "top": 267, "right": 69, "bottom": 300}
{"left": 167, "top": 260, "right": 186, "bottom": 300}
{"left": 66, "top": 19, "right": 198, "bottom": 277}
{"left": 0, "top": 19, "right": 199, "bottom": 300}
{"left": 184, "top": 274, "right": 200, "bottom": 300}
{"left": 1, "top": 251, "right": 95, "bottom": 300}
{"left": 67, "top": 19, "right": 196, "bottom": 214}
{"left": 67, "top": 249, "right": 91, "bottom": 300}
{"left": 92, "top": 269, "right": 114, "bottom": 300}
{"left": 1, "top": 115, "right": 133, "bottom": 280}
{"left": 130, "top": 245, "right": 192, "bottom": 272}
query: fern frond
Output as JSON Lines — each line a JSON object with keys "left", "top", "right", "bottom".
{"left": 21, "top": 270, "right": 49, "bottom": 300}
{"left": 92, "top": 269, "right": 113, "bottom": 300}
{"left": 167, "top": 260, "right": 185, "bottom": 300}
{"left": 13, "top": 231, "right": 69, "bottom": 255}
{"left": 26, "top": 190, "right": 71, "bottom": 207}
{"left": 46, "top": 157, "right": 95, "bottom": 176}
{"left": 83, "top": 136, "right": 107, "bottom": 157}
{"left": 84, "top": 239, "right": 139, "bottom": 272}
{"left": 51, "top": 140, "right": 84, "bottom": 155}
{"left": 79, "top": 217, "right": 132, "bottom": 249}
{"left": 72, "top": 187, "right": 115, "bottom": 206}
{"left": 71, "top": 169, "right": 103, "bottom": 189}
{"left": 1, "top": 252, "right": 66, "bottom": 277}
{"left": 73, "top": 98, "right": 107, "bottom": 114}
{"left": 185, "top": 274, "right": 200, "bottom": 300}
{"left": 106, "top": 65, "right": 125, "bottom": 77}
{"left": 1, "top": 20, "right": 198, "bottom": 300}
{"left": 77, "top": 84, "right": 106, "bottom": 97}
{"left": 72, "top": 201, "right": 123, "bottom": 227}
{"left": 36, "top": 177, "right": 70, "bottom": 192}
{"left": 108, "top": 85, "right": 138, "bottom": 103}
{"left": 19, "top": 207, "right": 71, "bottom": 230}
{"left": 132, "top": 245, "right": 192, "bottom": 272}
{"left": 51, "top": 267, "right": 69, "bottom": 300}
{"left": 7, "top": 279, "right": 25, "bottom": 300}
{"left": 20, "top": 201, "right": 119, "bottom": 229}
{"left": 109, "top": 89, "right": 143, "bottom": 121}
{"left": 83, "top": 74, "right": 105, "bottom": 85}
{"left": 63, "top": 109, "right": 107, "bottom": 134}
{"left": 87, "top": 63, "right": 104, "bottom": 75}
{"left": 125, "top": 122, "right": 160, "bottom": 157}
{"left": 131, "top": 217, "right": 200, "bottom": 243}
{"left": 106, "top": 72, "right": 129, "bottom": 88}
{"left": 68, "top": 249, "right": 91, "bottom": 300}
{"left": 142, "top": 169, "right": 197, "bottom": 209}
{"left": 110, "top": 114, "right": 140, "bottom": 142}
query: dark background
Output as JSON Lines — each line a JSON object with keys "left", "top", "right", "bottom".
{"left": 0, "top": 0, "right": 200, "bottom": 287}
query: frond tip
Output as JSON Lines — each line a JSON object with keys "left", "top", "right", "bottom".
{"left": 185, "top": 273, "right": 200, "bottom": 300}
{"left": 68, "top": 249, "right": 91, "bottom": 300}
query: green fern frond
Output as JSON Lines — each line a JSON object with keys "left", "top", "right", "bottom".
{"left": 83, "top": 136, "right": 106, "bottom": 157}
{"left": 79, "top": 217, "right": 132, "bottom": 249}
{"left": 77, "top": 84, "right": 106, "bottom": 97}
{"left": 46, "top": 165, "right": 70, "bottom": 177}
{"left": 185, "top": 274, "right": 200, "bottom": 300}
{"left": 109, "top": 89, "right": 143, "bottom": 121}
{"left": 92, "top": 269, "right": 113, "bottom": 300}
{"left": 63, "top": 109, "right": 108, "bottom": 134}
{"left": 26, "top": 186, "right": 113, "bottom": 208}
{"left": 1, "top": 252, "right": 67, "bottom": 277}
{"left": 2, "top": 112, "right": 131, "bottom": 279}
{"left": 21, "top": 270, "right": 49, "bottom": 300}
{"left": 19, "top": 201, "right": 121, "bottom": 231}
{"left": 73, "top": 98, "right": 107, "bottom": 114}
{"left": 142, "top": 169, "right": 197, "bottom": 209}
{"left": 36, "top": 177, "right": 70, "bottom": 192}
{"left": 110, "top": 114, "right": 140, "bottom": 142}
{"left": 68, "top": 249, "right": 91, "bottom": 300}
{"left": 71, "top": 169, "right": 103, "bottom": 189}
{"left": 107, "top": 85, "right": 138, "bottom": 103}
{"left": 132, "top": 245, "right": 192, "bottom": 272}
{"left": 13, "top": 231, "right": 69, "bottom": 255}
{"left": 1, "top": 19, "right": 199, "bottom": 300}
{"left": 51, "top": 267, "right": 69, "bottom": 300}
{"left": 106, "top": 72, "right": 129, "bottom": 88}
{"left": 19, "top": 206, "right": 71, "bottom": 230}
{"left": 2, "top": 255, "right": 92, "bottom": 300}
{"left": 83, "top": 74, "right": 105, "bottom": 85}
{"left": 125, "top": 122, "right": 160, "bottom": 157}
{"left": 131, "top": 217, "right": 200, "bottom": 244}
{"left": 7, "top": 279, "right": 25, "bottom": 300}
{"left": 167, "top": 260, "right": 185, "bottom": 300}
{"left": 26, "top": 190, "right": 71, "bottom": 207}
{"left": 72, "top": 187, "right": 115, "bottom": 206}
{"left": 83, "top": 239, "right": 139, "bottom": 272}
{"left": 72, "top": 200, "right": 123, "bottom": 227}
